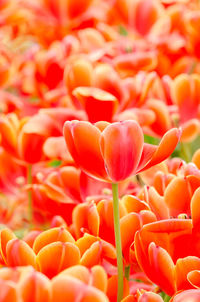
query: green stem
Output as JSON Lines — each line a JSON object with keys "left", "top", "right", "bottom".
{"left": 112, "top": 183, "right": 123, "bottom": 302}
{"left": 27, "top": 164, "right": 33, "bottom": 229}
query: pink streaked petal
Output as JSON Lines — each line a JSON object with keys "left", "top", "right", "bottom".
{"left": 100, "top": 120, "right": 144, "bottom": 182}
{"left": 136, "top": 143, "right": 157, "bottom": 172}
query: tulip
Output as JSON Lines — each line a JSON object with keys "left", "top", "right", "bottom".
{"left": 63, "top": 120, "right": 181, "bottom": 183}
{"left": 64, "top": 120, "right": 180, "bottom": 302}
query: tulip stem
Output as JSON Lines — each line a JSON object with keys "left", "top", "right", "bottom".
{"left": 27, "top": 164, "right": 33, "bottom": 229}
{"left": 112, "top": 183, "right": 123, "bottom": 302}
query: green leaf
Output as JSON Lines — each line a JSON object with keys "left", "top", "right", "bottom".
{"left": 48, "top": 159, "right": 62, "bottom": 168}
{"left": 119, "top": 25, "right": 128, "bottom": 36}
{"left": 129, "top": 278, "right": 143, "bottom": 283}
{"left": 124, "top": 265, "right": 130, "bottom": 281}
{"left": 159, "top": 292, "right": 171, "bottom": 302}
{"left": 171, "top": 142, "right": 181, "bottom": 159}
{"left": 171, "top": 135, "right": 200, "bottom": 162}
{"left": 144, "top": 134, "right": 160, "bottom": 145}
{"left": 190, "top": 135, "right": 200, "bottom": 155}
{"left": 14, "top": 228, "right": 27, "bottom": 239}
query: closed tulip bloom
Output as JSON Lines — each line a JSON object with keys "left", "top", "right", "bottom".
{"left": 63, "top": 120, "right": 181, "bottom": 183}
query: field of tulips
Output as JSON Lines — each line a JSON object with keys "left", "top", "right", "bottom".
{"left": 1, "top": 0, "right": 200, "bottom": 301}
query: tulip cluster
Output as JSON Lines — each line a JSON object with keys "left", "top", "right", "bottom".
{"left": 0, "top": 0, "right": 200, "bottom": 301}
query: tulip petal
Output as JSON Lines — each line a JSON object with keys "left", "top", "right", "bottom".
{"left": 63, "top": 121, "right": 108, "bottom": 181}
{"left": 188, "top": 270, "right": 200, "bottom": 289}
{"left": 100, "top": 120, "right": 144, "bottom": 182}
{"left": 36, "top": 242, "right": 80, "bottom": 278}
{"left": 175, "top": 256, "right": 200, "bottom": 290}
{"left": 148, "top": 242, "right": 176, "bottom": 295}
{"left": 137, "top": 128, "right": 181, "bottom": 173}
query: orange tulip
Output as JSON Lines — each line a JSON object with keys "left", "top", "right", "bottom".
{"left": 63, "top": 120, "right": 181, "bottom": 183}
{"left": 33, "top": 227, "right": 75, "bottom": 254}
{"left": 19, "top": 270, "right": 51, "bottom": 302}
{"left": 51, "top": 274, "right": 109, "bottom": 302}
{"left": 0, "top": 279, "right": 18, "bottom": 302}
{"left": 36, "top": 241, "right": 80, "bottom": 278}
{"left": 134, "top": 195, "right": 200, "bottom": 295}
{"left": 6, "top": 238, "right": 36, "bottom": 268}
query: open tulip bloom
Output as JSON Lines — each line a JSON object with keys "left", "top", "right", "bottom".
{"left": 63, "top": 120, "right": 181, "bottom": 301}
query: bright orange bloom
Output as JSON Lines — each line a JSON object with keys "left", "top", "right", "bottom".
{"left": 134, "top": 189, "right": 200, "bottom": 296}
{"left": 36, "top": 241, "right": 80, "bottom": 278}
{"left": 51, "top": 273, "right": 109, "bottom": 302}
{"left": 63, "top": 120, "right": 181, "bottom": 182}
{"left": 33, "top": 227, "right": 75, "bottom": 254}
{"left": 6, "top": 238, "right": 36, "bottom": 267}
{"left": 19, "top": 270, "right": 52, "bottom": 302}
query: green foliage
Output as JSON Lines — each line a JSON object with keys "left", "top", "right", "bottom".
{"left": 159, "top": 292, "right": 171, "bottom": 302}
{"left": 124, "top": 265, "right": 130, "bottom": 281}
{"left": 14, "top": 228, "right": 27, "bottom": 239}
{"left": 118, "top": 25, "right": 128, "bottom": 36}
{"left": 144, "top": 134, "right": 160, "bottom": 145}
{"left": 48, "top": 159, "right": 62, "bottom": 167}
{"left": 171, "top": 135, "right": 200, "bottom": 162}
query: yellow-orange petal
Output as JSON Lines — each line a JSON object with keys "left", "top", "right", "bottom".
{"left": 175, "top": 256, "right": 200, "bottom": 290}
{"left": 33, "top": 227, "right": 75, "bottom": 254}
{"left": 181, "top": 119, "right": 200, "bottom": 142}
{"left": 91, "top": 265, "right": 108, "bottom": 293}
{"left": 188, "top": 270, "right": 200, "bottom": 288}
{"left": 6, "top": 239, "right": 36, "bottom": 267}
{"left": 164, "top": 177, "right": 191, "bottom": 217}
{"left": 51, "top": 275, "right": 109, "bottom": 302}
{"left": 0, "top": 228, "right": 16, "bottom": 264}
{"left": 121, "top": 195, "right": 150, "bottom": 213}
{"left": 0, "top": 279, "right": 18, "bottom": 302}
{"left": 191, "top": 188, "right": 200, "bottom": 229}
{"left": 64, "top": 58, "right": 93, "bottom": 94}
{"left": 145, "top": 187, "right": 170, "bottom": 220}
{"left": 120, "top": 213, "right": 141, "bottom": 259}
{"left": 19, "top": 270, "right": 51, "bottom": 302}
{"left": 80, "top": 240, "right": 116, "bottom": 268}
{"left": 76, "top": 234, "right": 98, "bottom": 257}
{"left": 72, "top": 202, "right": 100, "bottom": 239}
{"left": 36, "top": 242, "right": 80, "bottom": 278}
{"left": 192, "top": 149, "right": 200, "bottom": 169}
